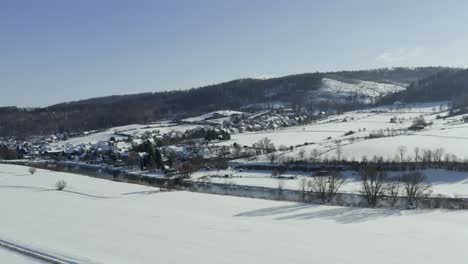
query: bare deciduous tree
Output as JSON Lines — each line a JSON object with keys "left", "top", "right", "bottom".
{"left": 252, "top": 137, "right": 276, "bottom": 154}
{"left": 267, "top": 151, "right": 278, "bottom": 164}
{"left": 335, "top": 141, "right": 343, "bottom": 161}
{"left": 413, "top": 147, "right": 420, "bottom": 163}
{"left": 55, "top": 180, "right": 67, "bottom": 191}
{"left": 298, "top": 148, "right": 306, "bottom": 162}
{"left": 422, "top": 149, "right": 433, "bottom": 164}
{"left": 279, "top": 145, "right": 288, "bottom": 152}
{"left": 359, "top": 166, "right": 387, "bottom": 207}
{"left": 397, "top": 145, "right": 407, "bottom": 164}
{"left": 310, "top": 149, "right": 320, "bottom": 162}
{"left": 386, "top": 180, "right": 401, "bottom": 207}
{"left": 28, "top": 167, "right": 37, "bottom": 175}
{"left": 401, "top": 172, "right": 432, "bottom": 208}
{"left": 299, "top": 177, "right": 308, "bottom": 199}
{"left": 179, "top": 162, "right": 197, "bottom": 179}
{"left": 310, "top": 171, "right": 344, "bottom": 203}
{"left": 433, "top": 148, "right": 445, "bottom": 163}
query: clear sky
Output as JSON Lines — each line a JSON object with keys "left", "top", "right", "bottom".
{"left": 1, "top": 0, "right": 467, "bottom": 107}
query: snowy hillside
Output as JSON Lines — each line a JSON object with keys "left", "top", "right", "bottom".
{"left": 312, "top": 78, "right": 406, "bottom": 104}
{"left": 53, "top": 122, "right": 202, "bottom": 147}
{"left": 216, "top": 101, "right": 468, "bottom": 163}
{"left": 1, "top": 164, "right": 468, "bottom": 264}
{"left": 182, "top": 110, "right": 244, "bottom": 123}
{"left": 0, "top": 247, "right": 39, "bottom": 264}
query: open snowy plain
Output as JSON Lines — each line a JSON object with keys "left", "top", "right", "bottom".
{"left": 1, "top": 163, "right": 468, "bottom": 264}
{"left": 0, "top": 247, "right": 42, "bottom": 264}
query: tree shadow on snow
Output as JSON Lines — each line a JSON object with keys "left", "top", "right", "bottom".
{"left": 0, "top": 185, "right": 112, "bottom": 199}
{"left": 120, "top": 190, "right": 161, "bottom": 196}
{"left": 234, "top": 203, "right": 316, "bottom": 217}
{"left": 235, "top": 203, "right": 433, "bottom": 224}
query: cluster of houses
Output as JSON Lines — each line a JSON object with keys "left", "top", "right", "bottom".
{"left": 187, "top": 108, "right": 326, "bottom": 134}
{"left": 0, "top": 107, "right": 329, "bottom": 173}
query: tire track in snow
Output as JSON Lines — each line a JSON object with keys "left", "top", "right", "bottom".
{"left": 0, "top": 236, "right": 94, "bottom": 264}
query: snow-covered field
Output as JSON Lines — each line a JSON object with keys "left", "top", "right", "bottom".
{"left": 2, "top": 163, "right": 468, "bottom": 264}
{"left": 52, "top": 101, "right": 462, "bottom": 165}
{"left": 221, "top": 102, "right": 468, "bottom": 164}
{"left": 0, "top": 247, "right": 41, "bottom": 264}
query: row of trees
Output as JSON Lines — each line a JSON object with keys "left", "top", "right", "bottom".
{"left": 204, "top": 129, "right": 231, "bottom": 141}
{"left": 264, "top": 143, "right": 465, "bottom": 171}
{"left": 304, "top": 167, "right": 432, "bottom": 208}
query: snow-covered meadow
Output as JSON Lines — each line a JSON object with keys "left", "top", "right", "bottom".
{"left": 2, "top": 163, "right": 468, "bottom": 264}
{"left": 0, "top": 247, "right": 41, "bottom": 264}
{"left": 219, "top": 101, "right": 468, "bottom": 164}
{"left": 53, "top": 121, "right": 203, "bottom": 147}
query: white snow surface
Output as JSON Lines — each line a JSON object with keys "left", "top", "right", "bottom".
{"left": 182, "top": 110, "right": 244, "bottom": 123}
{"left": 1, "top": 164, "right": 468, "bottom": 264}
{"left": 53, "top": 122, "right": 202, "bottom": 147}
{"left": 317, "top": 78, "right": 406, "bottom": 103}
{"left": 225, "top": 102, "right": 462, "bottom": 164}
{"left": 0, "top": 247, "right": 41, "bottom": 264}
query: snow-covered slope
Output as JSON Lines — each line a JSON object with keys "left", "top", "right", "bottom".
{"left": 53, "top": 122, "right": 202, "bottom": 147}
{"left": 312, "top": 78, "right": 406, "bottom": 104}
{"left": 1, "top": 164, "right": 468, "bottom": 264}
{"left": 225, "top": 102, "right": 465, "bottom": 164}
{"left": 182, "top": 110, "right": 244, "bottom": 123}
{"left": 0, "top": 247, "right": 40, "bottom": 264}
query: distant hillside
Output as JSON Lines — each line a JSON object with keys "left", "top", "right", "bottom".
{"left": 380, "top": 68, "right": 468, "bottom": 105}
{"left": 0, "top": 67, "right": 452, "bottom": 137}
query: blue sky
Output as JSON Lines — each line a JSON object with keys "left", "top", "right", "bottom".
{"left": 1, "top": 0, "right": 467, "bottom": 107}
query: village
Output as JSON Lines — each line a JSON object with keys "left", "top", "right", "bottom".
{"left": 0, "top": 106, "right": 327, "bottom": 178}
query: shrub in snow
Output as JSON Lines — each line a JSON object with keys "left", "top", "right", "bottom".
{"left": 359, "top": 166, "right": 387, "bottom": 207}
{"left": 386, "top": 180, "right": 401, "bottom": 207}
{"left": 28, "top": 167, "right": 37, "bottom": 175}
{"left": 55, "top": 180, "right": 67, "bottom": 191}
{"left": 310, "top": 171, "right": 344, "bottom": 203}
{"left": 401, "top": 172, "right": 432, "bottom": 208}
{"left": 408, "top": 117, "right": 427, "bottom": 131}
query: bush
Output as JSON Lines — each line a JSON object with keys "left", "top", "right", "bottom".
{"left": 310, "top": 171, "right": 344, "bottom": 203}
{"left": 55, "top": 180, "right": 67, "bottom": 191}
{"left": 359, "top": 166, "right": 387, "bottom": 207}
{"left": 28, "top": 167, "right": 37, "bottom": 175}
{"left": 401, "top": 172, "right": 431, "bottom": 208}
{"left": 408, "top": 117, "right": 427, "bottom": 131}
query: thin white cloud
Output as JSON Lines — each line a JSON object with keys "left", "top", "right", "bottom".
{"left": 376, "top": 46, "right": 426, "bottom": 64}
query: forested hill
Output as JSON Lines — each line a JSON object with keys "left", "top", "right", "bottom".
{"left": 380, "top": 68, "right": 468, "bottom": 105}
{"left": 0, "top": 67, "right": 453, "bottom": 137}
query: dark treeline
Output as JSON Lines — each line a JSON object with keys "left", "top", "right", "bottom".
{"left": 325, "top": 66, "right": 451, "bottom": 84}
{"left": 380, "top": 68, "right": 468, "bottom": 105}
{"left": 0, "top": 67, "right": 449, "bottom": 137}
